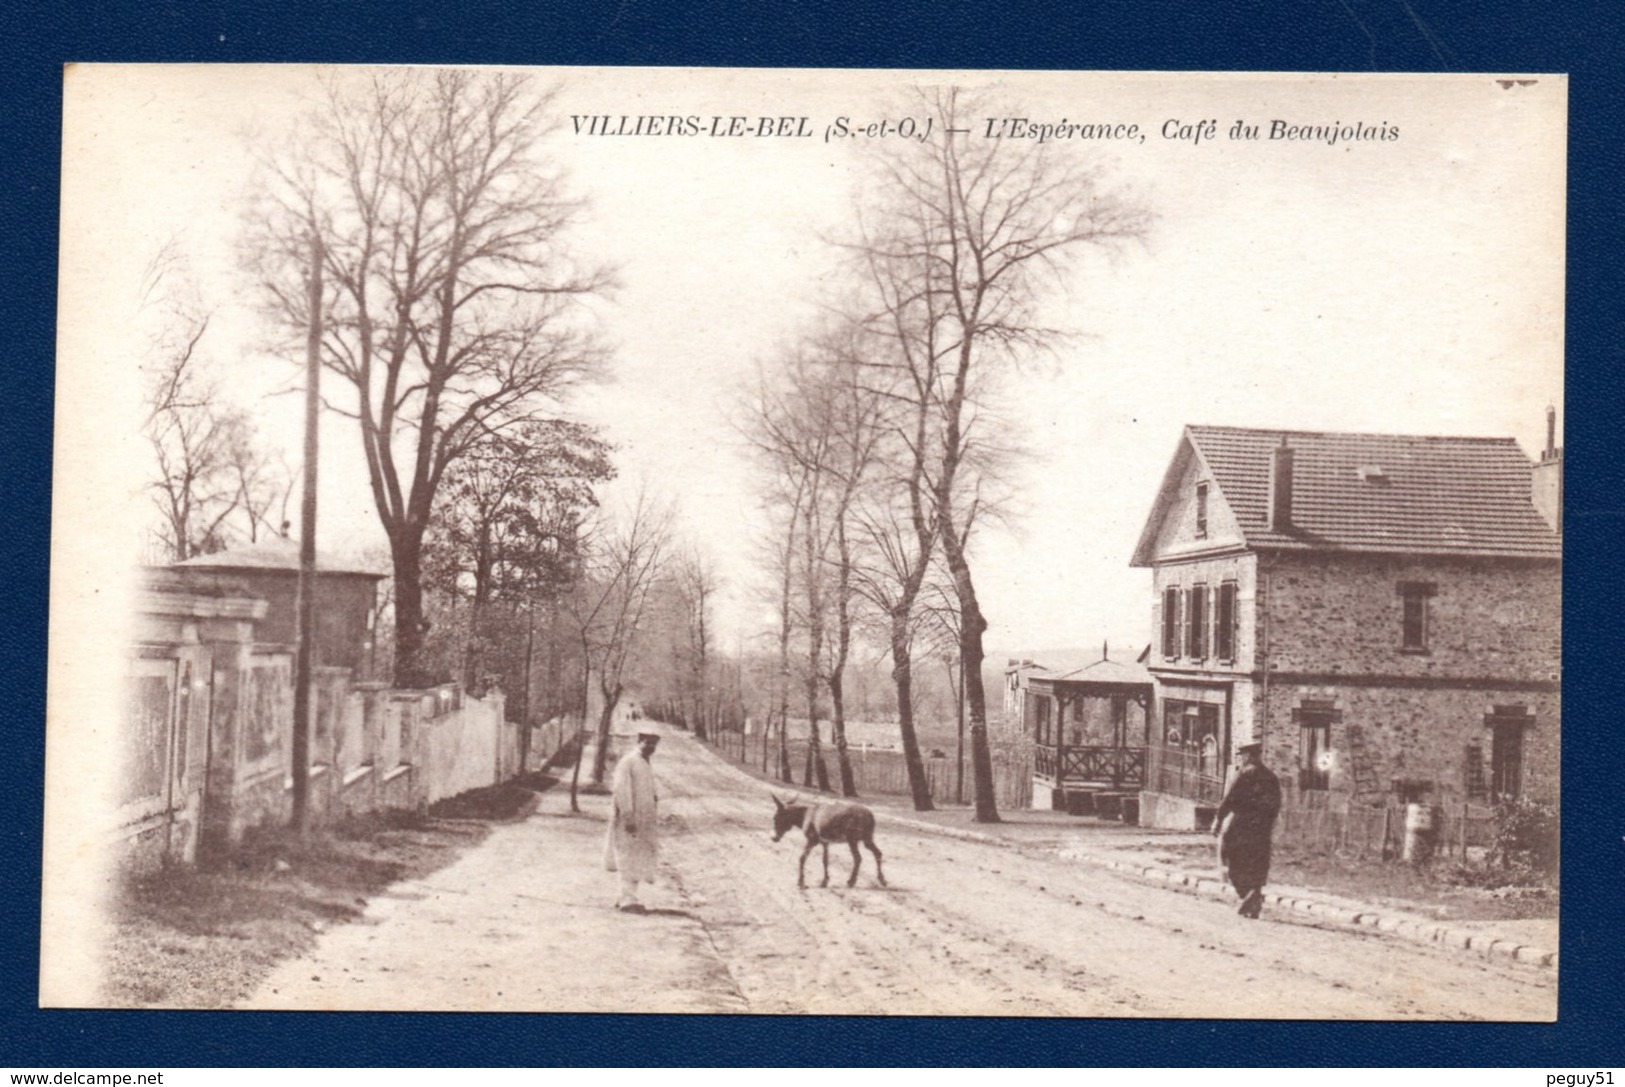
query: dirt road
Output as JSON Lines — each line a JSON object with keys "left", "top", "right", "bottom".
{"left": 243, "top": 728, "right": 1555, "bottom": 1018}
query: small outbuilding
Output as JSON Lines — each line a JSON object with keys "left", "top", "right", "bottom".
{"left": 172, "top": 539, "right": 386, "bottom": 675}
{"left": 1025, "top": 648, "right": 1153, "bottom": 819}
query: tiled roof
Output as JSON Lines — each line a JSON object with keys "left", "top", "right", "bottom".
{"left": 173, "top": 538, "right": 386, "bottom": 577}
{"left": 1188, "top": 425, "right": 1560, "bottom": 559}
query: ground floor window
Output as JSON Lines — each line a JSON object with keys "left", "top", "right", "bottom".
{"left": 1162, "top": 699, "right": 1222, "bottom": 778}
{"left": 1485, "top": 705, "right": 1534, "bottom": 800}
{"left": 1292, "top": 700, "right": 1340, "bottom": 792}
{"left": 1490, "top": 723, "right": 1525, "bottom": 798}
{"left": 1297, "top": 715, "right": 1332, "bottom": 790}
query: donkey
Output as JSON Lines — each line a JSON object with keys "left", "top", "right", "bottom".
{"left": 771, "top": 794, "right": 887, "bottom": 889}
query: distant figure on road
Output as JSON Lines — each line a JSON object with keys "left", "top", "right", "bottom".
{"left": 1213, "top": 741, "right": 1282, "bottom": 919}
{"left": 603, "top": 731, "right": 661, "bottom": 913}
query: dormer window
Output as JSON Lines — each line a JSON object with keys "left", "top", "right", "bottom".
{"left": 1357, "top": 464, "right": 1391, "bottom": 485}
{"left": 1194, "top": 482, "right": 1209, "bottom": 538}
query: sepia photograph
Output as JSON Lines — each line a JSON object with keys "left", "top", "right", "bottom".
{"left": 43, "top": 65, "right": 1562, "bottom": 1018}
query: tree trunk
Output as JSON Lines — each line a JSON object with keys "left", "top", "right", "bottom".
{"left": 890, "top": 608, "right": 934, "bottom": 811}
{"left": 591, "top": 678, "right": 621, "bottom": 785}
{"left": 829, "top": 672, "right": 857, "bottom": 797}
{"left": 518, "top": 607, "right": 536, "bottom": 772}
{"left": 829, "top": 518, "right": 858, "bottom": 797}
{"left": 803, "top": 674, "right": 830, "bottom": 792}
{"left": 694, "top": 605, "right": 710, "bottom": 741}
{"left": 804, "top": 720, "right": 831, "bottom": 792}
{"left": 944, "top": 541, "right": 999, "bottom": 823}
{"left": 776, "top": 710, "right": 793, "bottom": 783}
{"left": 391, "top": 529, "right": 432, "bottom": 687}
{"left": 952, "top": 658, "right": 965, "bottom": 805}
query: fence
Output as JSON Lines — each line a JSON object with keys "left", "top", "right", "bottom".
{"left": 1274, "top": 795, "right": 1498, "bottom": 860}
{"left": 1146, "top": 744, "right": 1227, "bottom": 806}
{"left": 706, "top": 729, "right": 1032, "bottom": 809}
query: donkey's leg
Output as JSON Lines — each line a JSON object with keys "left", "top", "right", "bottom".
{"left": 847, "top": 839, "right": 862, "bottom": 887}
{"left": 798, "top": 841, "right": 815, "bottom": 889}
{"left": 820, "top": 842, "right": 831, "bottom": 887}
{"left": 866, "top": 837, "right": 886, "bottom": 887}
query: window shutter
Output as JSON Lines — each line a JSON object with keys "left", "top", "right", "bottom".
{"left": 1181, "top": 588, "right": 1192, "bottom": 660}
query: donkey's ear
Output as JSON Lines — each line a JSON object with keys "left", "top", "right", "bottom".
{"left": 772, "top": 794, "right": 785, "bottom": 810}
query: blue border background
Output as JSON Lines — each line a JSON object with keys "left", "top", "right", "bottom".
{"left": 3, "top": 0, "right": 1620, "bottom": 1068}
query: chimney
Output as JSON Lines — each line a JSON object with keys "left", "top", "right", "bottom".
{"left": 1267, "top": 435, "right": 1294, "bottom": 532}
{"left": 1532, "top": 405, "right": 1563, "bottom": 534}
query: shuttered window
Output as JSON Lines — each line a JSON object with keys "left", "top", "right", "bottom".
{"left": 1187, "top": 584, "right": 1208, "bottom": 660}
{"left": 1215, "top": 581, "right": 1238, "bottom": 662}
{"left": 1162, "top": 586, "right": 1181, "bottom": 660}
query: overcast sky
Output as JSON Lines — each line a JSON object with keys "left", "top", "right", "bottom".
{"left": 56, "top": 66, "right": 1565, "bottom": 655}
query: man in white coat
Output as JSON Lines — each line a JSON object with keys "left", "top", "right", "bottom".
{"left": 603, "top": 731, "right": 661, "bottom": 912}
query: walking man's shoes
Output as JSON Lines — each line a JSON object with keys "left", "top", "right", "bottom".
{"left": 617, "top": 902, "right": 647, "bottom": 914}
{"left": 1239, "top": 889, "right": 1264, "bottom": 918}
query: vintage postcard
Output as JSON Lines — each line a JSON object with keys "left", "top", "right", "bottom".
{"left": 43, "top": 66, "right": 1562, "bottom": 1017}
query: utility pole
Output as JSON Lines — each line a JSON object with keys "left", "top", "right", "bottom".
{"left": 954, "top": 657, "right": 965, "bottom": 805}
{"left": 291, "top": 232, "right": 322, "bottom": 838}
{"left": 520, "top": 595, "right": 537, "bottom": 772}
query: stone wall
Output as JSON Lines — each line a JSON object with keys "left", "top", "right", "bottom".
{"left": 1256, "top": 551, "right": 1560, "bottom": 682}
{"left": 1250, "top": 681, "right": 1559, "bottom": 807}
{"left": 1249, "top": 549, "right": 1559, "bottom": 806}
{"left": 1140, "top": 547, "right": 1560, "bottom": 822}
{"left": 121, "top": 570, "right": 517, "bottom": 870}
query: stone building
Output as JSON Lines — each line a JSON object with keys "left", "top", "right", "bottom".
{"left": 1130, "top": 415, "right": 1561, "bottom": 829}
{"left": 173, "top": 539, "right": 386, "bottom": 676}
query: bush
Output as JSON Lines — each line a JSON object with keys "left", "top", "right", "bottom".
{"left": 1486, "top": 796, "right": 1559, "bottom": 881}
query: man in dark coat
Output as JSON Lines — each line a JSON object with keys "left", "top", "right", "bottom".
{"left": 1213, "top": 741, "right": 1282, "bottom": 919}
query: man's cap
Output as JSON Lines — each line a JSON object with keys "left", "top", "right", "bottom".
{"left": 637, "top": 731, "right": 661, "bottom": 743}
{"left": 1238, "top": 741, "right": 1263, "bottom": 754}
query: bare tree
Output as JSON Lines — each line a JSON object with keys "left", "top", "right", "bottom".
{"left": 745, "top": 347, "right": 850, "bottom": 791}
{"left": 669, "top": 547, "right": 722, "bottom": 740}
{"left": 764, "top": 467, "right": 807, "bottom": 785}
{"left": 225, "top": 426, "right": 293, "bottom": 545}
{"left": 249, "top": 69, "right": 609, "bottom": 686}
{"left": 852, "top": 86, "right": 1151, "bottom": 821}
{"left": 142, "top": 245, "right": 289, "bottom": 561}
{"left": 565, "top": 490, "right": 675, "bottom": 801}
{"left": 844, "top": 296, "right": 944, "bottom": 811}
{"left": 792, "top": 324, "right": 891, "bottom": 796}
